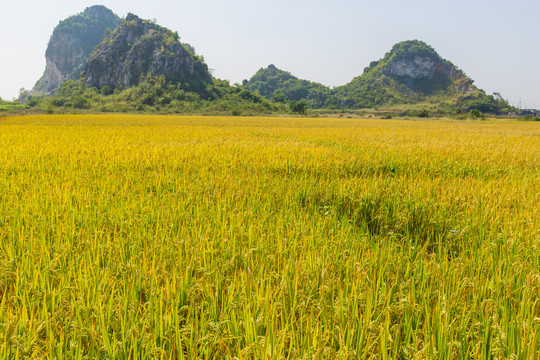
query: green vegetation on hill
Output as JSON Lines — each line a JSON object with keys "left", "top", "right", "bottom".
{"left": 20, "top": 10, "right": 288, "bottom": 116}
{"left": 244, "top": 40, "right": 514, "bottom": 115}
{"left": 24, "top": 77, "right": 284, "bottom": 115}
{"left": 337, "top": 40, "right": 465, "bottom": 103}
{"left": 23, "top": 11, "right": 286, "bottom": 116}
{"left": 334, "top": 40, "right": 512, "bottom": 114}
{"left": 246, "top": 65, "right": 332, "bottom": 108}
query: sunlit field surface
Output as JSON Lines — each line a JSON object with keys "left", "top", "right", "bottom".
{"left": 0, "top": 115, "right": 539, "bottom": 359}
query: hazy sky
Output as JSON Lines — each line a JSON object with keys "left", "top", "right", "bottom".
{"left": 1, "top": 0, "right": 539, "bottom": 108}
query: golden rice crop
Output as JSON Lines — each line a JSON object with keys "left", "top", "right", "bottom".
{"left": 0, "top": 114, "right": 539, "bottom": 359}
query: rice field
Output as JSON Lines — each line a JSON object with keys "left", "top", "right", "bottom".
{"left": 0, "top": 114, "right": 539, "bottom": 359}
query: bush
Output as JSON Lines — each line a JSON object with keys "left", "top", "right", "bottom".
{"left": 51, "top": 98, "right": 66, "bottom": 107}
{"left": 72, "top": 96, "right": 89, "bottom": 109}
{"left": 469, "top": 109, "right": 482, "bottom": 119}
{"left": 101, "top": 86, "right": 114, "bottom": 96}
{"left": 239, "top": 89, "right": 256, "bottom": 102}
{"left": 519, "top": 115, "right": 540, "bottom": 121}
{"left": 27, "top": 97, "right": 40, "bottom": 107}
{"left": 289, "top": 100, "right": 308, "bottom": 115}
{"left": 141, "top": 94, "right": 156, "bottom": 106}
{"left": 407, "top": 109, "right": 430, "bottom": 118}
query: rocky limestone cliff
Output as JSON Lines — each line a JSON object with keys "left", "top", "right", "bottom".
{"left": 33, "top": 5, "right": 121, "bottom": 93}
{"left": 380, "top": 40, "right": 474, "bottom": 94}
{"left": 84, "top": 13, "right": 211, "bottom": 89}
{"left": 387, "top": 56, "right": 435, "bottom": 79}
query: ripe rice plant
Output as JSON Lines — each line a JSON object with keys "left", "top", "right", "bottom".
{"left": 0, "top": 115, "right": 539, "bottom": 359}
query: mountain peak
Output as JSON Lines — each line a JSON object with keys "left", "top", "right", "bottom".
{"left": 32, "top": 5, "right": 121, "bottom": 93}
{"left": 84, "top": 5, "right": 117, "bottom": 18}
{"left": 83, "top": 14, "right": 212, "bottom": 89}
{"left": 245, "top": 65, "right": 330, "bottom": 107}
{"left": 383, "top": 40, "right": 444, "bottom": 82}
{"left": 387, "top": 40, "right": 440, "bottom": 60}
{"left": 125, "top": 12, "right": 140, "bottom": 22}
{"left": 357, "top": 39, "right": 474, "bottom": 96}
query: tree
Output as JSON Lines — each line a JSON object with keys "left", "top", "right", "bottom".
{"left": 492, "top": 92, "right": 504, "bottom": 102}
{"left": 101, "top": 86, "right": 113, "bottom": 95}
{"left": 18, "top": 88, "right": 30, "bottom": 103}
{"left": 415, "top": 109, "right": 430, "bottom": 118}
{"left": 271, "top": 91, "right": 287, "bottom": 103}
{"left": 469, "top": 109, "right": 482, "bottom": 119}
{"left": 289, "top": 100, "right": 307, "bottom": 115}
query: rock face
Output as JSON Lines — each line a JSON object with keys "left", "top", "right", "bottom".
{"left": 33, "top": 6, "right": 121, "bottom": 93}
{"left": 387, "top": 56, "right": 435, "bottom": 79}
{"left": 84, "top": 13, "right": 211, "bottom": 89}
{"left": 380, "top": 40, "right": 474, "bottom": 94}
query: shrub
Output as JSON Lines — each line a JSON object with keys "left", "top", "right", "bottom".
{"left": 469, "top": 109, "right": 482, "bottom": 119}
{"left": 51, "top": 98, "right": 66, "bottom": 107}
{"left": 407, "top": 109, "right": 430, "bottom": 118}
{"left": 101, "top": 86, "right": 114, "bottom": 96}
{"left": 141, "top": 94, "right": 156, "bottom": 106}
{"left": 289, "top": 100, "right": 308, "bottom": 115}
{"left": 519, "top": 115, "right": 540, "bottom": 121}
{"left": 72, "top": 96, "right": 89, "bottom": 109}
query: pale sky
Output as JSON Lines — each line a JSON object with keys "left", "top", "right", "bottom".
{"left": 1, "top": 0, "right": 539, "bottom": 109}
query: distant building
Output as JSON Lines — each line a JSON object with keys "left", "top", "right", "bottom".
{"left": 520, "top": 109, "right": 539, "bottom": 117}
